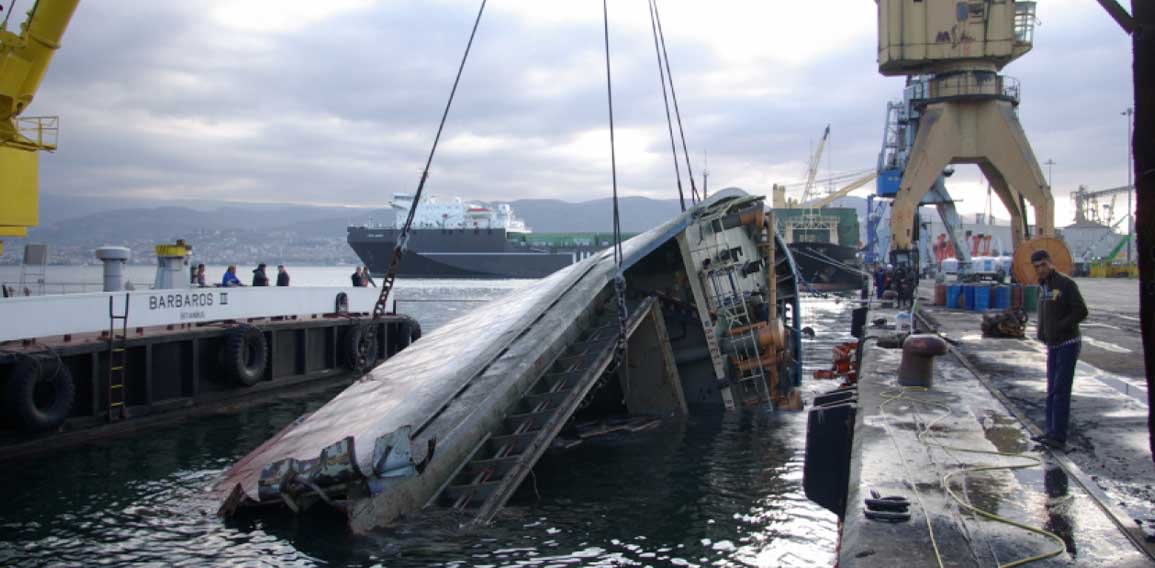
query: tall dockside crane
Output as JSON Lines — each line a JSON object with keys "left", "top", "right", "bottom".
{"left": 875, "top": 82, "right": 973, "bottom": 277}
{"left": 877, "top": 0, "right": 1071, "bottom": 280}
{"left": 0, "top": 1, "right": 80, "bottom": 255}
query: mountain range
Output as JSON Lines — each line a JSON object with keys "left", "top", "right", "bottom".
{"left": 4, "top": 193, "right": 690, "bottom": 265}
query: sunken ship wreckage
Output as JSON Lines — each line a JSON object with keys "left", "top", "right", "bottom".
{"left": 215, "top": 189, "right": 805, "bottom": 531}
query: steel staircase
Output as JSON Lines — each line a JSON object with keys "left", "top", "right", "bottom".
{"left": 429, "top": 302, "right": 625, "bottom": 526}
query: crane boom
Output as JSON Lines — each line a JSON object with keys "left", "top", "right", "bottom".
{"left": 801, "top": 172, "right": 878, "bottom": 210}
{"left": 0, "top": 0, "right": 81, "bottom": 254}
{"left": 800, "top": 124, "right": 830, "bottom": 205}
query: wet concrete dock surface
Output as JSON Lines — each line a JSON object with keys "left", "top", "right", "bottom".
{"left": 918, "top": 278, "right": 1153, "bottom": 526}
{"left": 844, "top": 309, "right": 1148, "bottom": 566}
{"left": 840, "top": 277, "right": 1154, "bottom": 567}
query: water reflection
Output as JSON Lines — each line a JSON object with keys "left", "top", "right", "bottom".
{"left": 1043, "top": 464, "right": 1076, "bottom": 556}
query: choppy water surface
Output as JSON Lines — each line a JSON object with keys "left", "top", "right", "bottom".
{"left": 0, "top": 279, "right": 852, "bottom": 567}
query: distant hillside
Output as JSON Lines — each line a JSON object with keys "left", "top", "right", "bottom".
{"left": 6, "top": 193, "right": 686, "bottom": 264}
{"left": 27, "top": 194, "right": 683, "bottom": 243}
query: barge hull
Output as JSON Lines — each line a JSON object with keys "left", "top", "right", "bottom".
{"left": 0, "top": 313, "right": 418, "bottom": 460}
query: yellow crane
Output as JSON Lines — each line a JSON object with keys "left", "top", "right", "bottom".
{"left": 799, "top": 124, "right": 830, "bottom": 206}
{"left": 0, "top": 0, "right": 80, "bottom": 255}
{"left": 800, "top": 172, "right": 878, "bottom": 210}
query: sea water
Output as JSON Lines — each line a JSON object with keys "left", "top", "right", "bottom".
{"left": 0, "top": 269, "right": 849, "bottom": 567}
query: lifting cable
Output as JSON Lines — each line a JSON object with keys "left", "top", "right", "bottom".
{"left": 651, "top": 0, "right": 700, "bottom": 206}
{"left": 646, "top": 0, "right": 685, "bottom": 212}
{"left": 601, "top": 0, "right": 629, "bottom": 376}
{"left": 1, "top": 1, "right": 15, "bottom": 30}
{"left": 879, "top": 386, "right": 1066, "bottom": 568}
{"left": 370, "top": 0, "right": 488, "bottom": 323}
{"left": 357, "top": 0, "right": 487, "bottom": 375}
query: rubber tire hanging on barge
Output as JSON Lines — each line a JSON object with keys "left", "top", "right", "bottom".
{"left": 224, "top": 325, "right": 268, "bottom": 386}
{"left": 3, "top": 356, "right": 76, "bottom": 433}
{"left": 341, "top": 324, "right": 379, "bottom": 371}
{"left": 400, "top": 316, "right": 422, "bottom": 344}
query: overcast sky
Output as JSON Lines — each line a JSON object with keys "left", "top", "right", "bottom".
{"left": 27, "top": 0, "right": 1134, "bottom": 226}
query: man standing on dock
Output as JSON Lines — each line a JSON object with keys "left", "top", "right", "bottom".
{"left": 1031, "top": 249, "right": 1088, "bottom": 449}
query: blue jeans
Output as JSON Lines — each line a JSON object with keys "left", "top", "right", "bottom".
{"left": 1045, "top": 340, "right": 1081, "bottom": 443}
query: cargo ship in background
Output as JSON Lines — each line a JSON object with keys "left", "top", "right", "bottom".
{"left": 775, "top": 207, "right": 866, "bottom": 292}
{"left": 347, "top": 193, "right": 632, "bottom": 279}
{"left": 770, "top": 178, "right": 870, "bottom": 293}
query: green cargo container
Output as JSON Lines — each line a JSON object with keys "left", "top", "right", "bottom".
{"left": 507, "top": 232, "right": 639, "bottom": 248}
{"left": 773, "top": 207, "right": 860, "bottom": 247}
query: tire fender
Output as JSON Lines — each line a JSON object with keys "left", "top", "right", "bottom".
{"left": 224, "top": 325, "right": 268, "bottom": 386}
{"left": 3, "top": 356, "right": 76, "bottom": 433}
{"left": 342, "top": 324, "right": 379, "bottom": 371}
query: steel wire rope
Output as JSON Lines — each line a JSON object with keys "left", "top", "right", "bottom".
{"left": 878, "top": 386, "right": 1067, "bottom": 567}
{"left": 651, "top": 0, "right": 699, "bottom": 205}
{"left": 646, "top": 0, "right": 685, "bottom": 212}
{"left": 789, "top": 245, "right": 872, "bottom": 277}
{"left": 1, "top": 1, "right": 15, "bottom": 30}
{"left": 370, "top": 0, "right": 488, "bottom": 322}
{"left": 601, "top": 0, "right": 629, "bottom": 392}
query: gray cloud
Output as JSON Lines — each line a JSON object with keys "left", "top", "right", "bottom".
{"left": 25, "top": 1, "right": 1134, "bottom": 226}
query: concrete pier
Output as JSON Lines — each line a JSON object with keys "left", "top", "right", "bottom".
{"left": 836, "top": 286, "right": 1153, "bottom": 567}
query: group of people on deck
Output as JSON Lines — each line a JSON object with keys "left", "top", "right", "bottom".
{"left": 190, "top": 264, "right": 290, "bottom": 288}
{"left": 351, "top": 266, "right": 376, "bottom": 287}
{"left": 188, "top": 264, "right": 378, "bottom": 288}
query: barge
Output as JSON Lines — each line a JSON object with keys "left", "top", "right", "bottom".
{"left": 0, "top": 256, "right": 420, "bottom": 459}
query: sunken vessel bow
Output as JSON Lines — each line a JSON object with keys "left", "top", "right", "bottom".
{"left": 216, "top": 189, "right": 804, "bottom": 532}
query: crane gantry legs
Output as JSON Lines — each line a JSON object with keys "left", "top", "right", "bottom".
{"left": 890, "top": 99, "right": 1054, "bottom": 266}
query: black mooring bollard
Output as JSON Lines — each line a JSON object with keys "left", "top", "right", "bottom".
{"left": 897, "top": 334, "right": 948, "bottom": 388}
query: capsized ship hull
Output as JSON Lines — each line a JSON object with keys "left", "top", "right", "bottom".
{"left": 218, "top": 189, "right": 805, "bottom": 532}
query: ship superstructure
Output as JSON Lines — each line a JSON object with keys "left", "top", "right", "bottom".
{"left": 388, "top": 193, "right": 530, "bottom": 233}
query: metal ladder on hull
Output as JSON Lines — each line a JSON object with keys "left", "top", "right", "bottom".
{"left": 107, "top": 294, "right": 129, "bottom": 421}
{"left": 430, "top": 303, "right": 624, "bottom": 526}
{"left": 704, "top": 264, "right": 771, "bottom": 405}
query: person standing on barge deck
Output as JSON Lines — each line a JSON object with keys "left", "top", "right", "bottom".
{"left": 252, "top": 263, "right": 270, "bottom": 287}
{"left": 1031, "top": 249, "right": 1087, "bottom": 450}
{"left": 222, "top": 265, "right": 244, "bottom": 287}
{"left": 276, "top": 265, "right": 290, "bottom": 286}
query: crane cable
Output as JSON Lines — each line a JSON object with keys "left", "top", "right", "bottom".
{"left": 359, "top": 0, "right": 488, "bottom": 373}
{"left": 601, "top": 0, "right": 629, "bottom": 379}
{"left": 0, "top": 1, "right": 16, "bottom": 30}
{"left": 646, "top": 0, "right": 685, "bottom": 212}
{"left": 651, "top": 0, "right": 700, "bottom": 205}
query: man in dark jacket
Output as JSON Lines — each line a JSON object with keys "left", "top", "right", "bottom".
{"left": 276, "top": 265, "right": 290, "bottom": 286}
{"left": 252, "top": 263, "right": 270, "bottom": 287}
{"left": 1031, "top": 249, "right": 1088, "bottom": 449}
